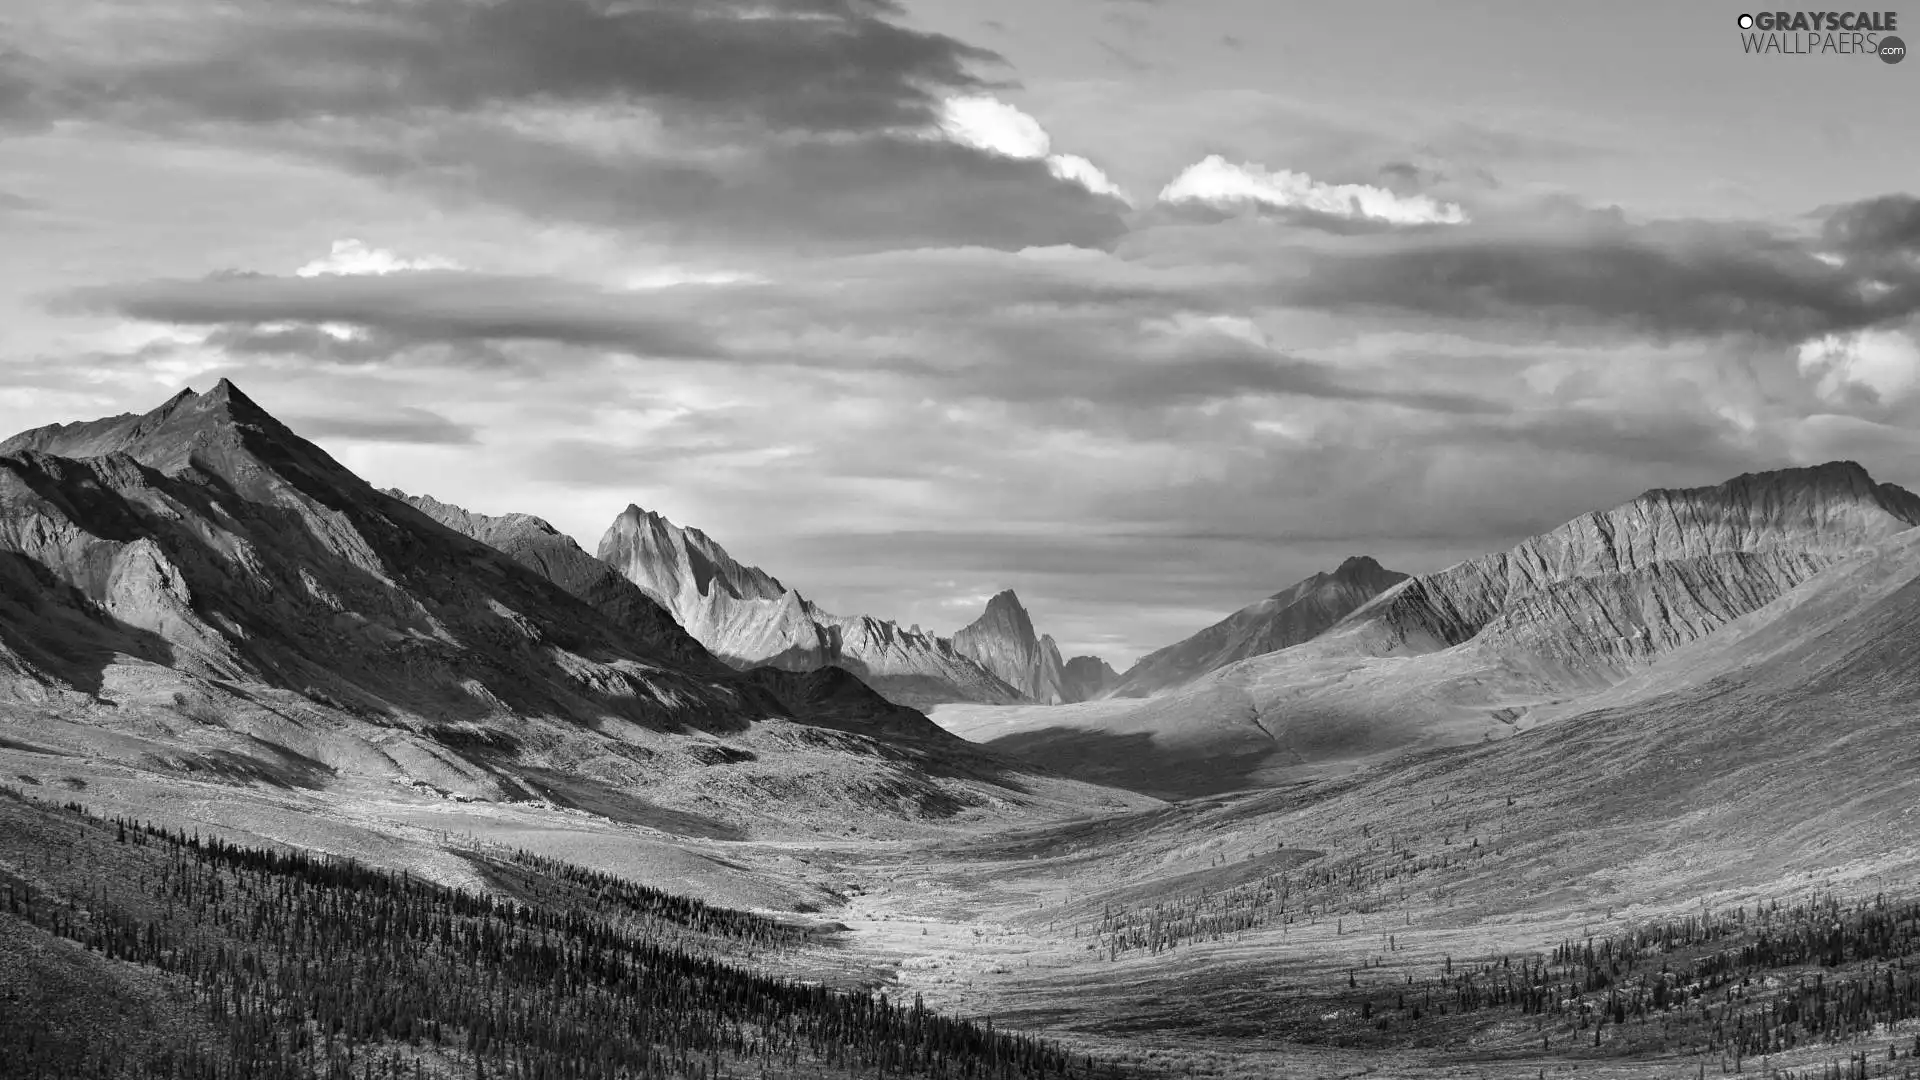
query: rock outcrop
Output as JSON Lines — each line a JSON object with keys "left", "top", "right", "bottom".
{"left": 598, "top": 506, "right": 1022, "bottom": 709}
{"left": 952, "top": 591, "right": 1071, "bottom": 704}
{"left": 1109, "top": 556, "right": 1408, "bottom": 698}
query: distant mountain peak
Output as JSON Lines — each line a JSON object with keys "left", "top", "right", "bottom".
{"left": 983, "top": 588, "right": 1026, "bottom": 612}
{"left": 1111, "top": 556, "right": 1411, "bottom": 698}
{"left": 953, "top": 590, "right": 1079, "bottom": 704}
{"left": 595, "top": 506, "right": 1023, "bottom": 708}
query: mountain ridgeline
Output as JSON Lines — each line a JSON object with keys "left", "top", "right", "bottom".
{"left": 0, "top": 382, "right": 1143, "bottom": 836}
{"left": 595, "top": 505, "right": 1030, "bottom": 710}
{"left": 1331, "top": 460, "right": 1920, "bottom": 664}
{"left": 1108, "top": 555, "right": 1409, "bottom": 698}
{"left": 951, "top": 461, "right": 1920, "bottom": 797}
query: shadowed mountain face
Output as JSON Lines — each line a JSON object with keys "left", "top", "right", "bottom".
{"left": 597, "top": 505, "right": 1022, "bottom": 710}
{"left": 1108, "top": 556, "right": 1408, "bottom": 698}
{"left": 943, "top": 463, "right": 1920, "bottom": 797}
{"left": 0, "top": 382, "right": 1147, "bottom": 836}
{"left": 952, "top": 591, "right": 1072, "bottom": 704}
{"left": 0, "top": 380, "right": 758, "bottom": 732}
{"left": 396, "top": 491, "right": 951, "bottom": 743}
{"left": 1060, "top": 655, "right": 1120, "bottom": 702}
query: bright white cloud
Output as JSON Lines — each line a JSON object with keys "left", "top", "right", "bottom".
{"left": 296, "top": 239, "right": 463, "bottom": 277}
{"left": 1158, "top": 155, "right": 1468, "bottom": 225}
{"left": 1045, "top": 154, "right": 1130, "bottom": 203}
{"left": 938, "top": 96, "right": 1053, "bottom": 159}
{"left": 936, "top": 95, "right": 1132, "bottom": 205}
{"left": 621, "top": 268, "right": 766, "bottom": 290}
{"left": 1796, "top": 327, "right": 1920, "bottom": 405}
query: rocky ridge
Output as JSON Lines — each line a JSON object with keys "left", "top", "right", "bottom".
{"left": 1108, "top": 555, "right": 1408, "bottom": 698}
{"left": 952, "top": 590, "right": 1072, "bottom": 704}
{"left": 597, "top": 506, "right": 1023, "bottom": 710}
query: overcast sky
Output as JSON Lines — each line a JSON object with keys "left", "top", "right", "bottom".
{"left": 4, "top": 0, "right": 1919, "bottom": 666}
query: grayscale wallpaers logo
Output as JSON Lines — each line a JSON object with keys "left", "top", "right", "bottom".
{"left": 1737, "top": 10, "right": 1905, "bottom": 60}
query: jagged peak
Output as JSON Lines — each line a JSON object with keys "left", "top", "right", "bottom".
{"left": 1334, "top": 554, "right": 1385, "bottom": 577}
{"left": 982, "top": 588, "right": 1027, "bottom": 615}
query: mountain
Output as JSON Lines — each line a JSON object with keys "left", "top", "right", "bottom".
{"left": 1059, "top": 654, "right": 1120, "bottom": 702}
{"left": 597, "top": 505, "right": 1022, "bottom": 710}
{"left": 952, "top": 590, "right": 1072, "bottom": 704}
{"left": 394, "top": 491, "right": 951, "bottom": 743}
{"left": 0, "top": 382, "right": 1141, "bottom": 836}
{"left": 1108, "top": 555, "right": 1407, "bottom": 698}
{"left": 940, "top": 462, "right": 1920, "bottom": 797}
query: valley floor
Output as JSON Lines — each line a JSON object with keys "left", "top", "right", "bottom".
{"left": 10, "top": 705, "right": 1920, "bottom": 1080}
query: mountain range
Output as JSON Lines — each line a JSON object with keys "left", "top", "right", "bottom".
{"left": 1106, "top": 555, "right": 1409, "bottom": 698}
{"left": 595, "top": 504, "right": 1027, "bottom": 710}
{"left": 935, "top": 460, "right": 1920, "bottom": 797}
{"left": 0, "top": 381, "right": 1146, "bottom": 836}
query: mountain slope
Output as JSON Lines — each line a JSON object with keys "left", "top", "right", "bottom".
{"left": 0, "top": 382, "right": 1144, "bottom": 836}
{"left": 941, "top": 462, "right": 1920, "bottom": 796}
{"left": 395, "top": 491, "right": 951, "bottom": 743}
{"left": 1059, "top": 654, "right": 1120, "bottom": 702}
{"left": 1109, "top": 556, "right": 1408, "bottom": 698}
{"left": 597, "top": 505, "right": 1022, "bottom": 709}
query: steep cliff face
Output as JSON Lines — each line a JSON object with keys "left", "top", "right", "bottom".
{"left": 597, "top": 506, "right": 1022, "bottom": 709}
{"left": 1110, "top": 555, "right": 1408, "bottom": 698}
{"left": 952, "top": 591, "right": 1071, "bottom": 704}
{"left": 1334, "top": 461, "right": 1920, "bottom": 665}
{"left": 1060, "top": 655, "right": 1120, "bottom": 702}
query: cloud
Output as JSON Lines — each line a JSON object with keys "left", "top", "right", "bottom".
{"left": 1263, "top": 209, "right": 1920, "bottom": 342}
{"left": 935, "top": 94, "right": 1132, "bottom": 204}
{"left": 46, "top": 0, "right": 998, "bottom": 135}
{"left": 1818, "top": 193, "right": 1920, "bottom": 260}
{"left": 286, "top": 406, "right": 478, "bottom": 445}
{"left": 296, "top": 239, "right": 463, "bottom": 277}
{"left": 1158, "top": 155, "right": 1468, "bottom": 225}
{"left": 1797, "top": 327, "right": 1920, "bottom": 406}
{"left": 59, "top": 270, "right": 724, "bottom": 359}
{"left": 7, "top": 0, "right": 1131, "bottom": 251}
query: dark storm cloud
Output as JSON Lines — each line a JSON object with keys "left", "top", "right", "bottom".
{"left": 54, "top": 0, "right": 996, "bottom": 135}
{"left": 1818, "top": 194, "right": 1920, "bottom": 259}
{"left": 287, "top": 407, "right": 478, "bottom": 446}
{"left": 8, "top": 0, "right": 1133, "bottom": 250}
{"left": 1282, "top": 211, "right": 1920, "bottom": 341}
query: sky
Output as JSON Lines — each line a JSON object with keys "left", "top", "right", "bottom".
{"left": 2, "top": 0, "right": 1918, "bottom": 667}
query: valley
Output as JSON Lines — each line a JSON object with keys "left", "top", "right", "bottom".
{"left": 5, "top": 384, "right": 1920, "bottom": 1080}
